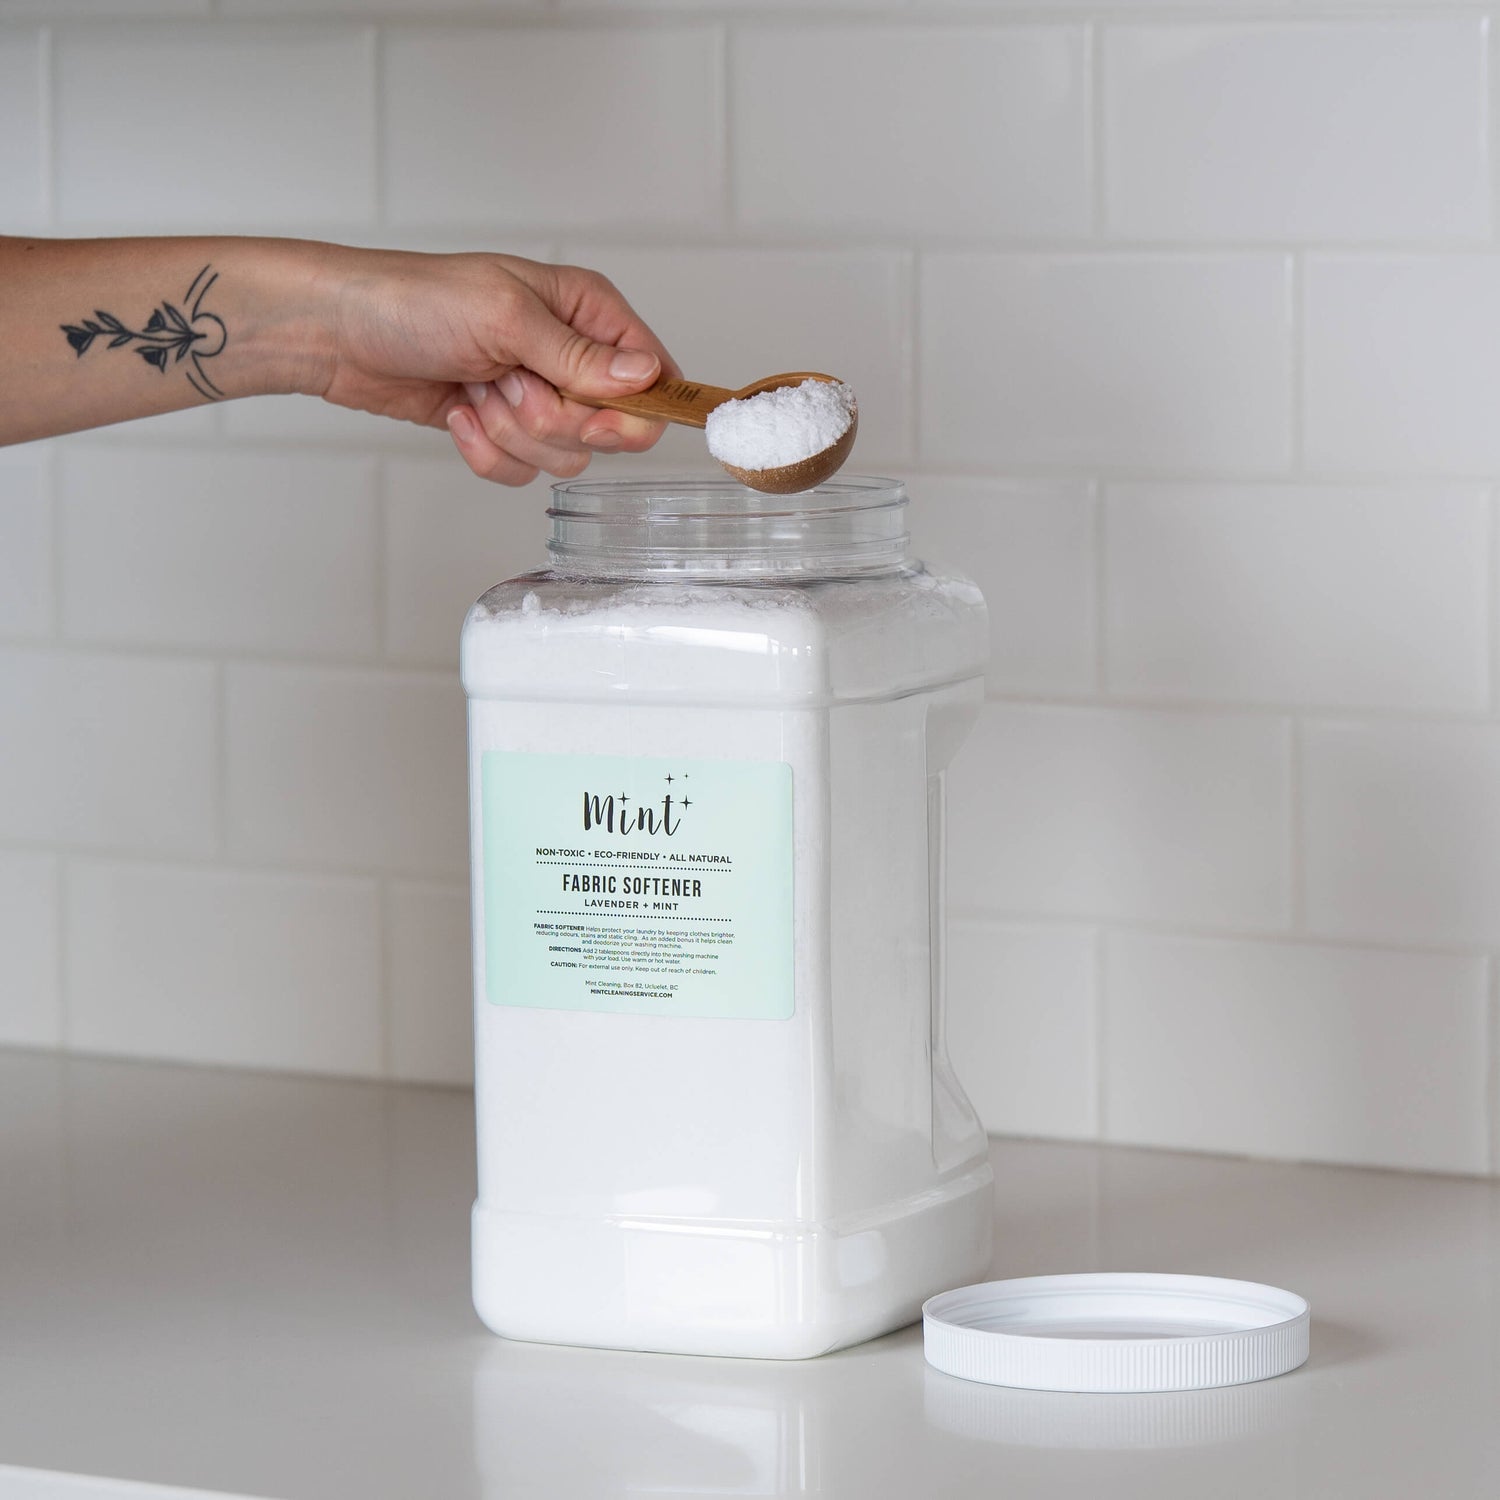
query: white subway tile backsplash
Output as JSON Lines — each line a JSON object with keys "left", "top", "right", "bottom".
{"left": 66, "top": 406, "right": 219, "bottom": 445}
{"left": 1104, "top": 932, "right": 1489, "bottom": 1174}
{"left": 0, "top": 648, "right": 216, "bottom": 855}
{"left": 69, "top": 654, "right": 216, "bottom": 856}
{"left": 383, "top": 28, "right": 722, "bottom": 230}
{"left": 1104, "top": 20, "right": 1489, "bottom": 243}
{"left": 0, "top": 850, "right": 59, "bottom": 1049}
{"left": 948, "top": 703, "right": 1291, "bottom": 929}
{"left": 920, "top": 255, "right": 1292, "bottom": 471}
{"left": 1105, "top": 483, "right": 1489, "bottom": 711}
{"left": 60, "top": 449, "right": 378, "bottom": 659}
{"left": 1306, "top": 255, "right": 1500, "bottom": 474}
{"left": 0, "top": 649, "right": 54, "bottom": 844}
{"left": 225, "top": 664, "right": 467, "bottom": 875}
{"left": 947, "top": 921, "right": 1097, "bottom": 1141}
{"left": 0, "top": 28, "right": 44, "bottom": 231}
{"left": 66, "top": 860, "right": 381, "bottom": 1076}
{"left": 733, "top": 25, "right": 1089, "bottom": 239}
{"left": 387, "top": 880, "right": 472, "bottom": 1086}
{"left": 0, "top": 447, "right": 50, "bottom": 641}
{"left": 1305, "top": 721, "right": 1500, "bottom": 947}
{"left": 907, "top": 477, "right": 1095, "bottom": 696}
{"left": 555, "top": 245, "right": 914, "bottom": 467}
{"left": 6, "top": 0, "right": 1498, "bottom": 1180}
{"left": 218, "top": 396, "right": 440, "bottom": 449}
{"left": 55, "top": 26, "right": 375, "bottom": 228}
{"left": 384, "top": 458, "right": 549, "bottom": 666}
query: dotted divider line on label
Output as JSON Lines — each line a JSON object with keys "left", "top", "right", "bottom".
{"left": 533, "top": 861, "right": 733, "bottom": 871}
{"left": 534, "top": 912, "right": 733, "bottom": 922}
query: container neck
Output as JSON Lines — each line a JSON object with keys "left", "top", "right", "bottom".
{"left": 546, "top": 476, "right": 910, "bottom": 581}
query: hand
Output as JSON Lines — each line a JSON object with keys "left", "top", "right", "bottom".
{"left": 315, "top": 248, "right": 680, "bottom": 485}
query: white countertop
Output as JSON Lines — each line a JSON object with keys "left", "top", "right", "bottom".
{"left": 2, "top": 1048, "right": 1498, "bottom": 1499}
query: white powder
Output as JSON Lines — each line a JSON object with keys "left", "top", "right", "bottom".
{"left": 705, "top": 379, "right": 857, "bottom": 470}
{"left": 462, "top": 546, "right": 992, "bottom": 1359}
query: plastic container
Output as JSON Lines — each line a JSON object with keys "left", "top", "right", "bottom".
{"left": 462, "top": 476, "right": 993, "bottom": 1359}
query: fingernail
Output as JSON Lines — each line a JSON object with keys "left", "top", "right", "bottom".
{"left": 582, "top": 427, "right": 623, "bottom": 449}
{"left": 608, "top": 349, "right": 658, "bottom": 384}
{"left": 447, "top": 408, "right": 476, "bottom": 444}
{"left": 463, "top": 381, "right": 489, "bottom": 410}
{"left": 498, "top": 372, "right": 525, "bottom": 407}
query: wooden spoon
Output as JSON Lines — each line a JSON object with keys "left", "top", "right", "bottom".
{"left": 563, "top": 371, "right": 857, "bottom": 494}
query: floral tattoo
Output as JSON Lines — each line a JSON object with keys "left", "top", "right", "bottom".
{"left": 61, "top": 264, "right": 227, "bottom": 401}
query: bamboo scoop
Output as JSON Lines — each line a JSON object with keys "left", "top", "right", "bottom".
{"left": 564, "top": 371, "right": 857, "bottom": 494}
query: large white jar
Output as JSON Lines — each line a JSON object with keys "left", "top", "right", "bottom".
{"left": 462, "top": 476, "right": 992, "bottom": 1359}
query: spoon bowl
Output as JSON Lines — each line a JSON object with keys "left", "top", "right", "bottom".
{"left": 561, "top": 370, "right": 857, "bottom": 494}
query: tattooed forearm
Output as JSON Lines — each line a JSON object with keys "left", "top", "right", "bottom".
{"left": 60, "top": 264, "right": 227, "bottom": 401}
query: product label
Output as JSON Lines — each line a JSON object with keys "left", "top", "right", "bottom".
{"left": 482, "top": 752, "right": 794, "bottom": 1019}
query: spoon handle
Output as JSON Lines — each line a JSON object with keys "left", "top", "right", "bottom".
{"left": 560, "top": 375, "right": 734, "bottom": 430}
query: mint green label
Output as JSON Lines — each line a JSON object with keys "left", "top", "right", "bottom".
{"left": 482, "top": 752, "right": 794, "bottom": 1019}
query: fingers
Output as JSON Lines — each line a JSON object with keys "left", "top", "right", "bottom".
{"left": 561, "top": 266, "right": 683, "bottom": 383}
{"left": 445, "top": 406, "right": 540, "bottom": 488}
{"left": 504, "top": 265, "right": 682, "bottom": 402}
{"left": 503, "top": 279, "right": 659, "bottom": 400}
{"left": 495, "top": 368, "right": 668, "bottom": 456}
{"left": 448, "top": 258, "right": 681, "bottom": 482}
{"left": 463, "top": 378, "right": 592, "bottom": 477}
{"left": 444, "top": 369, "right": 668, "bottom": 488}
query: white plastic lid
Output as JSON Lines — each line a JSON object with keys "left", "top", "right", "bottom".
{"left": 923, "top": 1273, "right": 1310, "bottom": 1393}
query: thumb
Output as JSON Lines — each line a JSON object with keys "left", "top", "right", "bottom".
{"left": 506, "top": 285, "right": 660, "bottom": 397}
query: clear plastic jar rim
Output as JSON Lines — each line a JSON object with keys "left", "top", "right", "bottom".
{"left": 545, "top": 475, "right": 911, "bottom": 580}
{"left": 547, "top": 474, "right": 906, "bottom": 521}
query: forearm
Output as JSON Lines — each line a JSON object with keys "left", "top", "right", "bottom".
{"left": 0, "top": 236, "right": 337, "bottom": 445}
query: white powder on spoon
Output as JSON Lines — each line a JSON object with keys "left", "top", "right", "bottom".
{"left": 705, "top": 379, "right": 857, "bottom": 471}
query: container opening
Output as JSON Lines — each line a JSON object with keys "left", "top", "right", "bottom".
{"left": 546, "top": 475, "right": 910, "bottom": 580}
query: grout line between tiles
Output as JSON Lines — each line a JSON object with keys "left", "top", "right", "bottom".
{"left": 1288, "top": 715, "right": 1306, "bottom": 933}
{"left": 374, "top": 458, "right": 390, "bottom": 662}
{"left": 214, "top": 662, "right": 230, "bottom": 858}
{"left": 370, "top": 22, "right": 385, "bottom": 230}
{"left": 1091, "top": 925, "right": 1106, "bottom": 1142}
{"left": 0, "top": 838, "right": 467, "bottom": 891}
{"left": 1092, "top": 480, "right": 1108, "bottom": 694}
{"left": 1087, "top": 1141, "right": 1103, "bottom": 1268}
{"left": 9, "top": 223, "right": 1463, "bottom": 261}
{"left": 0, "top": 632, "right": 456, "bottom": 678}
{"left": 347, "top": 6, "right": 1500, "bottom": 28}
{"left": 0, "top": 5, "right": 1420, "bottom": 21}
{"left": 54, "top": 852, "right": 68, "bottom": 1052}
{"left": 376, "top": 875, "right": 394, "bottom": 1080}
{"left": 979, "top": 688, "right": 1500, "bottom": 728}
{"left": 1288, "top": 251, "right": 1305, "bottom": 473}
{"left": 718, "top": 21, "right": 734, "bottom": 233}
{"left": 1487, "top": 954, "right": 1499, "bottom": 1173}
{"left": 908, "top": 248, "right": 922, "bottom": 466}
{"left": 1489, "top": 488, "right": 1499, "bottom": 714}
{"left": 44, "top": 443, "right": 61, "bottom": 642}
{"left": 1487, "top": 10, "right": 1500, "bottom": 250}
{"left": 37, "top": 22, "right": 53, "bottom": 230}
{"left": 1088, "top": 19, "right": 1105, "bottom": 241}
{"left": 947, "top": 905, "right": 1491, "bottom": 963}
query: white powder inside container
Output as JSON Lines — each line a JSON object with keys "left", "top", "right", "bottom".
{"left": 463, "top": 569, "right": 992, "bottom": 1357}
{"left": 704, "top": 380, "right": 857, "bottom": 470}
